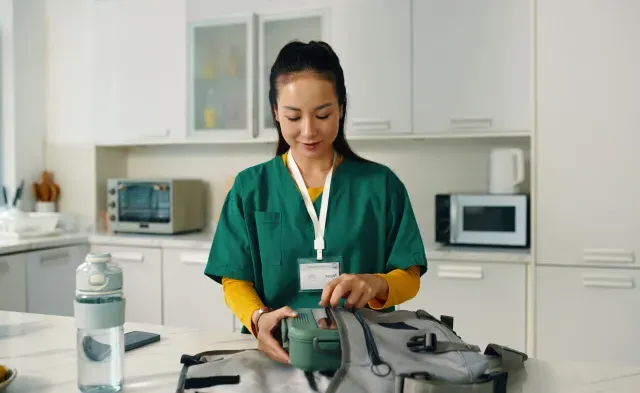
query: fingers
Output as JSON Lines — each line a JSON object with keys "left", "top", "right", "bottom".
{"left": 277, "top": 306, "right": 298, "bottom": 319}
{"left": 320, "top": 274, "right": 381, "bottom": 309}
{"left": 317, "top": 317, "right": 329, "bottom": 329}
{"left": 330, "top": 279, "right": 352, "bottom": 307}
{"left": 319, "top": 279, "right": 339, "bottom": 307}
{"left": 355, "top": 288, "right": 374, "bottom": 308}
{"left": 258, "top": 331, "right": 290, "bottom": 364}
{"left": 319, "top": 274, "right": 358, "bottom": 308}
{"left": 344, "top": 282, "right": 365, "bottom": 308}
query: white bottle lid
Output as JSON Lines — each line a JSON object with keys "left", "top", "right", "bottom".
{"left": 76, "top": 253, "right": 123, "bottom": 294}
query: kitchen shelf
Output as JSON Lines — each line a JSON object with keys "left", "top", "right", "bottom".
{"left": 93, "top": 130, "right": 531, "bottom": 148}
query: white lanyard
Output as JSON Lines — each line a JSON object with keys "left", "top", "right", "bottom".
{"left": 287, "top": 150, "right": 337, "bottom": 260}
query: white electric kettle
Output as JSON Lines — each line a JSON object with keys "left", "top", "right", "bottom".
{"left": 489, "top": 148, "right": 525, "bottom": 194}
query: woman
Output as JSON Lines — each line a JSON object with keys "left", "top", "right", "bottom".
{"left": 205, "top": 40, "right": 427, "bottom": 364}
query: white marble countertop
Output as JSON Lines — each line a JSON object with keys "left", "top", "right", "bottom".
{"left": 88, "top": 231, "right": 216, "bottom": 251}
{"left": 1, "top": 311, "right": 638, "bottom": 392}
{"left": 0, "top": 228, "right": 532, "bottom": 264}
{"left": 0, "top": 233, "right": 89, "bottom": 256}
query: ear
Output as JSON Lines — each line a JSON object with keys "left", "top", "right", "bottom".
{"left": 339, "top": 104, "right": 344, "bottom": 119}
{"left": 273, "top": 107, "right": 280, "bottom": 123}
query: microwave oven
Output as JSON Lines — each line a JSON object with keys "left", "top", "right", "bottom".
{"left": 106, "top": 178, "right": 206, "bottom": 234}
{"left": 435, "top": 193, "right": 530, "bottom": 248}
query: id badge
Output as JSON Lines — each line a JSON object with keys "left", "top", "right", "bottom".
{"left": 298, "top": 256, "right": 342, "bottom": 292}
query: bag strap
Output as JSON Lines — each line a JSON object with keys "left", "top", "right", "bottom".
{"left": 483, "top": 344, "right": 528, "bottom": 373}
{"left": 176, "top": 349, "right": 248, "bottom": 393}
{"left": 406, "top": 333, "right": 482, "bottom": 354}
{"left": 398, "top": 374, "right": 502, "bottom": 393}
{"left": 396, "top": 344, "right": 527, "bottom": 393}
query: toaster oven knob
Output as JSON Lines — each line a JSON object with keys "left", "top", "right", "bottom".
{"left": 109, "top": 215, "right": 116, "bottom": 221}
{"left": 108, "top": 202, "right": 116, "bottom": 208}
{"left": 108, "top": 188, "right": 116, "bottom": 195}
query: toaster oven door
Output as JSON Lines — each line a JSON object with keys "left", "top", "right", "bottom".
{"left": 117, "top": 181, "right": 171, "bottom": 223}
{"left": 452, "top": 195, "right": 528, "bottom": 247}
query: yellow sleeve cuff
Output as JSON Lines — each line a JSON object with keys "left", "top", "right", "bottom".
{"left": 221, "top": 277, "right": 264, "bottom": 335}
{"left": 368, "top": 265, "right": 421, "bottom": 310}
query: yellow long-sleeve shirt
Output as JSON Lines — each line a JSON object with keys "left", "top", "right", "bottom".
{"left": 222, "top": 152, "right": 422, "bottom": 335}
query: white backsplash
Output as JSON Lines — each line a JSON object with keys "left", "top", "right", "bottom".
{"left": 45, "top": 137, "right": 530, "bottom": 245}
{"left": 125, "top": 137, "right": 531, "bottom": 246}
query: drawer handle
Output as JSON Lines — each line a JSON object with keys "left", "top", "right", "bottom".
{"left": 351, "top": 118, "right": 390, "bottom": 131}
{"left": 180, "top": 253, "right": 208, "bottom": 265}
{"left": 111, "top": 252, "right": 144, "bottom": 263}
{"left": 581, "top": 273, "right": 634, "bottom": 289}
{"left": 449, "top": 117, "right": 493, "bottom": 129}
{"left": 40, "top": 251, "right": 70, "bottom": 264}
{"left": 437, "top": 265, "right": 483, "bottom": 280}
{"left": 582, "top": 249, "right": 635, "bottom": 264}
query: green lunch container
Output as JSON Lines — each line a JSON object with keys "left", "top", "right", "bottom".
{"left": 280, "top": 308, "right": 342, "bottom": 372}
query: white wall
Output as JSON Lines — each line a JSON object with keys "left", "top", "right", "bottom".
{"left": 1, "top": 0, "right": 17, "bottom": 198}
{"left": 1, "top": 0, "right": 47, "bottom": 211}
{"left": 44, "top": 0, "right": 97, "bottom": 229}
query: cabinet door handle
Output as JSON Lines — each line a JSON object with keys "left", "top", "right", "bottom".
{"left": 449, "top": 117, "right": 493, "bottom": 129}
{"left": 582, "top": 249, "right": 635, "bottom": 264}
{"left": 110, "top": 252, "right": 144, "bottom": 263}
{"left": 437, "top": 265, "right": 483, "bottom": 280}
{"left": 40, "top": 251, "right": 70, "bottom": 265}
{"left": 581, "top": 273, "right": 634, "bottom": 289}
{"left": 180, "top": 253, "right": 208, "bottom": 265}
{"left": 351, "top": 119, "right": 391, "bottom": 132}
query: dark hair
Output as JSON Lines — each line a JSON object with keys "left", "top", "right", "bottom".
{"left": 268, "top": 40, "right": 363, "bottom": 160}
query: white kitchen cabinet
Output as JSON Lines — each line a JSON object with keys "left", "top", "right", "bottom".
{"left": 162, "top": 248, "right": 235, "bottom": 332}
{"left": 90, "top": 245, "right": 163, "bottom": 325}
{"left": 258, "top": 8, "right": 330, "bottom": 136}
{"left": 536, "top": 265, "right": 640, "bottom": 364}
{"left": 401, "top": 260, "right": 527, "bottom": 353}
{"left": 329, "top": 0, "right": 412, "bottom": 135}
{"left": 91, "top": 0, "right": 187, "bottom": 146}
{"left": 27, "top": 245, "right": 89, "bottom": 317}
{"left": 0, "top": 253, "right": 27, "bottom": 312}
{"left": 536, "top": 0, "right": 640, "bottom": 267}
{"left": 413, "top": 0, "right": 531, "bottom": 135}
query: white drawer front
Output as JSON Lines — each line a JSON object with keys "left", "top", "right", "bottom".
{"left": 162, "top": 249, "right": 234, "bottom": 333}
{"left": 0, "top": 254, "right": 27, "bottom": 312}
{"left": 536, "top": 266, "right": 640, "bottom": 363}
{"left": 91, "top": 245, "right": 163, "bottom": 325}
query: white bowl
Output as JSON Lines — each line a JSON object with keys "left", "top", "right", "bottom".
{"left": 0, "top": 210, "right": 60, "bottom": 234}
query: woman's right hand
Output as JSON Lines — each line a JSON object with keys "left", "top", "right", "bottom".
{"left": 255, "top": 306, "right": 298, "bottom": 364}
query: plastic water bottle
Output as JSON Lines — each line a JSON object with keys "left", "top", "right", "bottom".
{"left": 74, "top": 253, "right": 126, "bottom": 393}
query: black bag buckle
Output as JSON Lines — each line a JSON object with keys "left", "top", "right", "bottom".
{"left": 406, "top": 333, "right": 437, "bottom": 353}
{"left": 180, "top": 354, "right": 204, "bottom": 367}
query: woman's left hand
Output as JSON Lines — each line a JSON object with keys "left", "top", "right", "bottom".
{"left": 319, "top": 274, "right": 389, "bottom": 309}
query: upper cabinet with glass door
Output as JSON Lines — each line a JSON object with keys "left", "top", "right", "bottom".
{"left": 258, "top": 9, "right": 330, "bottom": 139}
{"left": 189, "top": 15, "right": 258, "bottom": 141}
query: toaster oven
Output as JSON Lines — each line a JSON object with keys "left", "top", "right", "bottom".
{"left": 106, "top": 178, "right": 206, "bottom": 234}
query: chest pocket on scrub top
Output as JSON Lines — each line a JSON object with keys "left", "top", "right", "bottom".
{"left": 254, "top": 211, "right": 282, "bottom": 266}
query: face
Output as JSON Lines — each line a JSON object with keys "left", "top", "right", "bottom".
{"left": 273, "top": 72, "right": 343, "bottom": 160}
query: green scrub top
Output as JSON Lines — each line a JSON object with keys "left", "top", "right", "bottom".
{"left": 205, "top": 154, "right": 428, "bottom": 331}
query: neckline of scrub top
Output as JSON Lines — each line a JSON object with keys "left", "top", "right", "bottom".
{"left": 275, "top": 153, "right": 349, "bottom": 214}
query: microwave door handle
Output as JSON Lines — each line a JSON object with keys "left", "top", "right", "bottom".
{"left": 450, "top": 196, "right": 459, "bottom": 243}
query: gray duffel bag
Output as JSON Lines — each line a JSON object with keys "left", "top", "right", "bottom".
{"left": 176, "top": 307, "right": 528, "bottom": 393}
